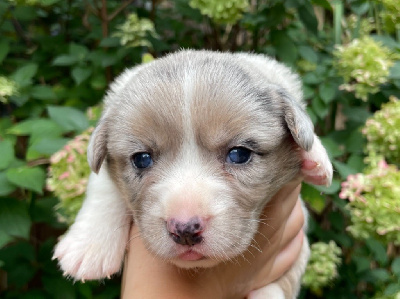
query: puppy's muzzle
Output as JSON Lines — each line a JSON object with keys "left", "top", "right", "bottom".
{"left": 166, "top": 217, "right": 205, "bottom": 246}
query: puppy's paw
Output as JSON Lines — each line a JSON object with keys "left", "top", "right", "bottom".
{"left": 248, "top": 283, "right": 285, "bottom": 299}
{"left": 301, "top": 136, "right": 333, "bottom": 186}
{"left": 53, "top": 229, "right": 127, "bottom": 281}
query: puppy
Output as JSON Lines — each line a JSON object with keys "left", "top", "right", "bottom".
{"left": 53, "top": 50, "right": 332, "bottom": 298}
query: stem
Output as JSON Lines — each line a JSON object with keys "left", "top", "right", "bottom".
{"left": 150, "top": 0, "right": 157, "bottom": 22}
{"left": 10, "top": 16, "right": 32, "bottom": 46}
{"left": 210, "top": 22, "right": 222, "bottom": 50}
{"left": 109, "top": 0, "right": 136, "bottom": 22}
{"left": 333, "top": 0, "right": 343, "bottom": 44}
{"left": 101, "top": 0, "right": 108, "bottom": 37}
{"left": 374, "top": 3, "right": 381, "bottom": 35}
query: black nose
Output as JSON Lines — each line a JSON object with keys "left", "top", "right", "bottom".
{"left": 167, "top": 217, "right": 204, "bottom": 246}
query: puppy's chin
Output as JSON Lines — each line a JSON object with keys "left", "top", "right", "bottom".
{"left": 170, "top": 257, "right": 221, "bottom": 269}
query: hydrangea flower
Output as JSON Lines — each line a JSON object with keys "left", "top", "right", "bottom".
{"left": 47, "top": 128, "right": 93, "bottom": 224}
{"left": 380, "top": 0, "right": 400, "bottom": 34}
{"left": 189, "top": 0, "right": 249, "bottom": 25}
{"left": 362, "top": 97, "right": 400, "bottom": 166}
{"left": 373, "top": 290, "right": 400, "bottom": 299}
{"left": 113, "top": 13, "right": 158, "bottom": 48}
{"left": 0, "top": 76, "right": 18, "bottom": 103}
{"left": 344, "top": 14, "right": 375, "bottom": 40}
{"left": 333, "top": 36, "right": 395, "bottom": 101}
{"left": 340, "top": 160, "right": 400, "bottom": 245}
{"left": 302, "top": 241, "right": 342, "bottom": 294}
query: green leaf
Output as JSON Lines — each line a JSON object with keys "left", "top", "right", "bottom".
{"left": 8, "top": 119, "right": 64, "bottom": 140}
{"left": 0, "top": 40, "right": 10, "bottom": 64}
{"left": 9, "top": 94, "right": 29, "bottom": 106}
{"left": 306, "top": 107, "right": 317, "bottom": 124}
{"left": 101, "top": 55, "right": 118, "bottom": 67}
{"left": 270, "top": 31, "right": 298, "bottom": 64}
{"left": 71, "top": 67, "right": 92, "bottom": 85}
{"left": 0, "top": 172, "right": 16, "bottom": 196}
{"left": 332, "top": 160, "right": 358, "bottom": 179}
{"left": 42, "top": 276, "right": 76, "bottom": 299}
{"left": 298, "top": 3, "right": 318, "bottom": 35}
{"left": 384, "top": 283, "right": 400, "bottom": 296}
{"left": 39, "top": 0, "right": 62, "bottom": 5}
{"left": 0, "top": 139, "right": 14, "bottom": 170}
{"left": 99, "top": 37, "right": 121, "bottom": 47}
{"left": 367, "top": 269, "right": 390, "bottom": 283}
{"left": 353, "top": 256, "right": 371, "bottom": 273}
{"left": 30, "top": 137, "right": 69, "bottom": 155}
{"left": 389, "top": 61, "right": 400, "bottom": 80}
{"left": 0, "top": 117, "right": 13, "bottom": 139}
{"left": 392, "top": 257, "right": 400, "bottom": 277}
{"left": 298, "top": 46, "right": 318, "bottom": 63}
{"left": 0, "top": 242, "right": 36, "bottom": 286}
{"left": 347, "top": 154, "right": 365, "bottom": 173}
{"left": 303, "top": 72, "right": 323, "bottom": 85}
{"left": 311, "top": 97, "right": 329, "bottom": 119}
{"left": 69, "top": 43, "right": 89, "bottom": 61}
{"left": 342, "top": 106, "right": 372, "bottom": 124}
{"left": 301, "top": 183, "right": 327, "bottom": 213}
{"left": 90, "top": 74, "right": 107, "bottom": 90}
{"left": 11, "top": 63, "right": 38, "bottom": 88}
{"left": 6, "top": 166, "right": 46, "bottom": 194}
{"left": 31, "top": 197, "right": 60, "bottom": 227}
{"left": 0, "top": 198, "right": 31, "bottom": 247}
{"left": 319, "top": 82, "right": 336, "bottom": 103}
{"left": 345, "top": 129, "right": 365, "bottom": 154}
{"left": 320, "top": 137, "right": 344, "bottom": 158}
{"left": 47, "top": 106, "right": 89, "bottom": 132}
{"left": 31, "top": 85, "right": 57, "bottom": 101}
{"left": 52, "top": 55, "right": 78, "bottom": 66}
{"left": 313, "top": 179, "right": 341, "bottom": 195}
{"left": 366, "top": 239, "right": 388, "bottom": 266}
{"left": 350, "top": 1, "right": 370, "bottom": 15}
{"left": 311, "top": 0, "right": 332, "bottom": 10}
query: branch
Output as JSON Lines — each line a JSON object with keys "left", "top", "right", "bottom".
{"left": 108, "top": 0, "right": 136, "bottom": 22}
{"left": 85, "top": 0, "right": 100, "bottom": 17}
{"left": 27, "top": 158, "right": 50, "bottom": 167}
{"left": 11, "top": 17, "right": 32, "bottom": 46}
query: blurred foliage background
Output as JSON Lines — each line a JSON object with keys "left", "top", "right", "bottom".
{"left": 0, "top": 0, "right": 400, "bottom": 298}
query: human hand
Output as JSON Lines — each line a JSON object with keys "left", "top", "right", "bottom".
{"left": 121, "top": 176, "right": 304, "bottom": 299}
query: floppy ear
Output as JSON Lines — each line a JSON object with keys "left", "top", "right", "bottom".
{"left": 87, "top": 120, "right": 108, "bottom": 174}
{"left": 279, "top": 90, "right": 314, "bottom": 151}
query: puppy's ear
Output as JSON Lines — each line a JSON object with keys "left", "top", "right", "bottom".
{"left": 87, "top": 120, "right": 107, "bottom": 174}
{"left": 280, "top": 90, "right": 314, "bottom": 151}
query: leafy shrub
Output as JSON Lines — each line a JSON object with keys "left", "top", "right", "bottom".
{"left": 340, "top": 161, "right": 400, "bottom": 245}
{"left": 1, "top": 0, "right": 400, "bottom": 298}
{"left": 189, "top": 0, "right": 249, "bottom": 24}
{"left": 363, "top": 96, "right": 400, "bottom": 165}
{"left": 47, "top": 128, "right": 93, "bottom": 225}
{"left": 302, "top": 241, "right": 342, "bottom": 295}
{"left": 333, "top": 36, "right": 395, "bottom": 101}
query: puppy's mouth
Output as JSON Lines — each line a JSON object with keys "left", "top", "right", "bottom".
{"left": 178, "top": 249, "right": 205, "bottom": 261}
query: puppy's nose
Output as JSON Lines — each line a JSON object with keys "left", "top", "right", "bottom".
{"left": 166, "top": 217, "right": 205, "bottom": 246}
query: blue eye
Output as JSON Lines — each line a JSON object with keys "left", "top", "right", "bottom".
{"left": 131, "top": 152, "right": 153, "bottom": 169}
{"left": 226, "top": 147, "right": 252, "bottom": 164}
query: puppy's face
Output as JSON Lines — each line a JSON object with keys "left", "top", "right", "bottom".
{"left": 88, "top": 51, "right": 313, "bottom": 268}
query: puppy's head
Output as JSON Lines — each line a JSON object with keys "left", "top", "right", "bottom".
{"left": 87, "top": 51, "right": 314, "bottom": 268}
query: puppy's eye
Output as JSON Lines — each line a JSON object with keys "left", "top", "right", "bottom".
{"left": 131, "top": 152, "right": 153, "bottom": 169}
{"left": 226, "top": 147, "right": 252, "bottom": 164}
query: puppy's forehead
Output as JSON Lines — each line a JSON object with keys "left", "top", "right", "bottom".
{"left": 109, "top": 52, "right": 283, "bottom": 152}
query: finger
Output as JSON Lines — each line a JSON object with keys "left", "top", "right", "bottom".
{"left": 126, "top": 223, "right": 138, "bottom": 252}
{"left": 280, "top": 199, "right": 304, "bottom": 248}
{"left": 259, "top": 183, "right": 302, "bottom": 240}
{"left": 265, "top": 181, "right": 302, "bottom": 220}
{"left": 267, "top": 229, "right": 304, "bottom": 282}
